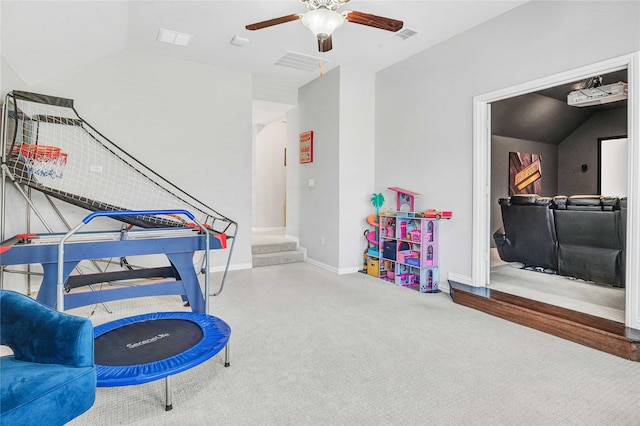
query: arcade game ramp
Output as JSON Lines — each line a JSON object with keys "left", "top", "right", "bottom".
{"left": 1, "top": 90, "right": 236, "bottom": 235}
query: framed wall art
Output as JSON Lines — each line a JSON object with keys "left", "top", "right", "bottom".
{"left": 509, "top": 151, "right": 542, "bottom": 195}
{"left": 300, "top": 131, "right": 313, "bottom": 164}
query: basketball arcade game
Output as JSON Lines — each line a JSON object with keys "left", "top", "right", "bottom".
{"left": 0, "top": 90, "right": 238, "bottom": 291}
{"left": 0, "top": 91, "right": 237, "bottom": 410}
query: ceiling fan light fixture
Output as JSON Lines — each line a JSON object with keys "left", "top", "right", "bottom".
{"left": 301, "top": 8, "right": 344, "bottom": 40}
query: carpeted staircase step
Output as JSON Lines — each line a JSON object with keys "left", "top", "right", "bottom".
{"left": 448, "top": 281, "right": 640, "bottom": 361}
{"left": 252, "top": 250, "right": 304, "bottom": 267}
{"left": 252, "top": 241, "right": 298, "bottom": 255}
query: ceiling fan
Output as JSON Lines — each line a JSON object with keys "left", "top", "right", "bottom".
{"left": 245, "top": 0, "right": 403, "bottom": 52}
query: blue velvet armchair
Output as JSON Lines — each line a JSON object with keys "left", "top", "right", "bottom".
{"left": 0, "top": 290, "right": 96, "bottom": 425}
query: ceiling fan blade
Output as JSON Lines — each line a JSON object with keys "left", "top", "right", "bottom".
{"left": 344, "top": 10, "right": 403, "bottom": 32}
{"left": 245, "top": 14, "right": 301, "bottom": 31}
{"left": 318, "top": 35, "right": 333, "bottom": 53}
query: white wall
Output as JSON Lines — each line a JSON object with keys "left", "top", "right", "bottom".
{"left": 600, "top": 137, "right": 628, "bottom": 197}
{"left": 376, "top": 1, "right": 640, "bottom": 283}
{"left": 1, "top": 49, "right": 253, "bottom": 294}
{"left": 253, "top": 120, "right": 286, "bottom": 229}
{"left": 1, "top": 57, "right": 27, "bottom": 97}
{"left": 1, "top": 59, "right": 33, "bottom": 292}
{"left": 1, "top": 56, "right": 28, "bottom": 238}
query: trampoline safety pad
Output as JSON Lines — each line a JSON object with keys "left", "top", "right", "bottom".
{"left": 94, "top": 311, "right": 231, "bottom": 387}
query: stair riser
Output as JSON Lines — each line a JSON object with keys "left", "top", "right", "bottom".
{"left": 449, "top": 282, "right": 640, "bottom": 361}
{"left": 252, "top": 241, "right": 298, "bottom": 255}
{"left": 253, "top": 253, "right": 304, "bottom": 267}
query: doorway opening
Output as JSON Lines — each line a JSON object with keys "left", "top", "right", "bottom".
{"left": 599, "top": 136, "right": 628, "bottom": 196}
{"left": 472, "top": 52, "right": 640, "bottom": 330}
{"left": 251, "top": 100, "right": 294, "bottom": 233}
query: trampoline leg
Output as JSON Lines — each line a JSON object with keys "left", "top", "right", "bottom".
{"left": 165, "top": 376, "right": 173, "bottom": 411}
{"left": 224, "top": 341, "right": 231, "bottom": 368}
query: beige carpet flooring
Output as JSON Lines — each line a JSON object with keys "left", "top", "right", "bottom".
{"left": 62, "top": 262, "right": 640, "bottom": 425}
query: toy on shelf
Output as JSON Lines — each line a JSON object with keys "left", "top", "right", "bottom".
{"left": 360, "top": 193, "right": 385, "bottom": 277}
{"left": 419, "top": 210, "right": 453, "bottom": 220}
{"left": 387, "top": 187, "right": 422, "bottom": 212}
{"left": 365, "top": 215, "right": 380, "bottom": 249}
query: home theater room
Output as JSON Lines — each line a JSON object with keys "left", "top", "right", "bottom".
{"left": 1, "top": 1, "right": 640, "bottom": 425}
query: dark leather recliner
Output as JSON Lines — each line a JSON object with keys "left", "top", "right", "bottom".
{"left": 553, "top": 195, "right": 624, "bottom": 287}
{"left": 493, "top": 194, "right": 557, "bottom": 271}
{"left": 620, "top": 197, "right": 627, "bottom": 287}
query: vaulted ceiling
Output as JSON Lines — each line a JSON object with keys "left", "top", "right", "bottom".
{"left": 492, "top": 69, "right": 628, "bottom": 144}
{"left": 1, "top": 1, "right": 528, "bottom": 90}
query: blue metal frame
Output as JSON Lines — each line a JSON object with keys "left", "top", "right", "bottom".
{"left": 1, "top": 210, "right": 226, "bottom": 313}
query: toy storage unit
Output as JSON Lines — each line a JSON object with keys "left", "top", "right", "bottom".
{"left": 375, "top": 212, "right": 440, "bottom": 292}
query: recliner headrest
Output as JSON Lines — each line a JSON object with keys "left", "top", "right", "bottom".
{"left": 509, "top": 194, "right": 552, "bottom": 207}
{"left": 510, "top": 194, "right": 539, "bottom": 205}
{"left": 554, "top": 195, "right": 620, "bottom": 211}
{"left": 568, "top": 195, "right": 603, "bottom": 207}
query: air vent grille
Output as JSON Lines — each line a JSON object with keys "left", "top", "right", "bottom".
{"left": 275, "top": 51, "right": 330, "bottom": 72}
{"left": 393, "top": 28, "right": 420, "bottom": 41}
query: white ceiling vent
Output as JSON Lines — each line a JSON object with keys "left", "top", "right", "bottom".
{"left": 392, "top": 28, "right": 420, "bottom": 41}
{"left": 275, "top": 51, "right": 330, "bottom": 72}
{"left": 157, "top": 28, "right": 192, "bottom": 47}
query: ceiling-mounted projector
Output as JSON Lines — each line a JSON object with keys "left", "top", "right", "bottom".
{"left": 567, "top": 81, "right": 628, "bottom": 107}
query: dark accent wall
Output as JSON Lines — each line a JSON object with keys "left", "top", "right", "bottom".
{"left": 491, "top": 136, "right": 558, "bottom": 245}
{"left": 491, "top": 106, "right": 627, "bottom": 246}
{"left": 558, "top": 107, "right": 627, "bottom": 195}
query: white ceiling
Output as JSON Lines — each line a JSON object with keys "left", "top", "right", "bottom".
{"left": 1, "top": 1, "right": 528, "bottom": 122}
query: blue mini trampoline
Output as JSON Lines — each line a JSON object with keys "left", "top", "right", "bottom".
{"left": 94, "top": 311, "right": 230, "bottom": 410}
{"left": 95, "top": 312, "right": 230, "bottom": 379}
{"left": 54, "top": 211, "right": 234, "bottom": 411}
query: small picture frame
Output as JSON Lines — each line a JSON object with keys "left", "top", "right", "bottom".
{"left": 300, "top": 131, "right": 313, "bottom": 164}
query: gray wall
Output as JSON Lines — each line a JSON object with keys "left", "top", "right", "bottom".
{"left": 291, "top": 66, "right": 376, "bottom": 273}
{"left": 558, "top": 107, "right": 628, "bottom": 195}
{"left": 337, "top": 67, "right": 376, "bottom": 273}
{"left": 490, "top": 107, "right": 627, "bottom": 240}
{"left": 296, "top": 68, "right": 341, "bottom": 268}
{"left": 490, "top": 136, "right": 559, "bottom": 240}
{"left": 376, "top": 1, "right": 640, "bottom": 281}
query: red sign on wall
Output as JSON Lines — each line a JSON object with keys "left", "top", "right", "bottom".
{"left": 299, "top": 131, "right": 313, "bottom": 164}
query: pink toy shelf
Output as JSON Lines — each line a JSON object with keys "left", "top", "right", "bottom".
{"left": 365, "top": 187, "right": 451, "bottom": 293}
{"left": 373, "top": 212, "right": 442, "bottom": 293}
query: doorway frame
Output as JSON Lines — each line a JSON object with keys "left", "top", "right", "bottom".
{"left": 472, "top": 52, "right": 640, "bottom": 330}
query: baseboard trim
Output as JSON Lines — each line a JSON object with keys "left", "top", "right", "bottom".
{"left": 305, "top": 258, "right": 338, "bottom": 273}
{"left": 252, "top": 227, "right": 286, "bottom": 233}
{"left": 447, "top": 272, "right": 472, "bottom": 286}
{"left": 338, "top": 266, "right": 362, "bottom": 275}
{"left": 211, "top": 262, "right": 252, "bottom": 272}
{"left": 449, "top": 280, "right": 640, "bottom": 361}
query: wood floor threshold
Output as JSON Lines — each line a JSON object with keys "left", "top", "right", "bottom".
{"left": 448, "top": 281, "right": 640, "bottom": 361}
